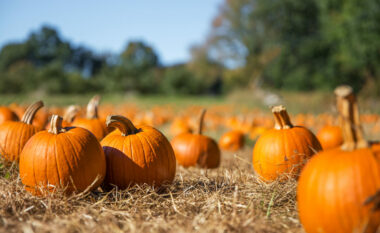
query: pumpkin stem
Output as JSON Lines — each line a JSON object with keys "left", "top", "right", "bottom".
{"left": 198, "top": 109, "right": 207, "bottom": 135}
{"left": 271, "top": 105, "right": 293, "bottom": 130}
{"left": 334, "top": 85, "right": 368, "bottom": 151}
{"left": 86, "top": 95, "right": 100, "bottom": 119}
{"left": 21, "top": 101, "right": 44, "bottom": 125}
{"left": 63, "top": 105, "right": 80, "bottom": 123}
{"left": 106, "top": 115, "right": 138, "bottom": 136}
{"left": 48, "top": 115, "right": 65, "bottom": 134}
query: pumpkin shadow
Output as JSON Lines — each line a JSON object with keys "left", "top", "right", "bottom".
{"left": 101, "top": 146, "right": 173, "bottom": 192}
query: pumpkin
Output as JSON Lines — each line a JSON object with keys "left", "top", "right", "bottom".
{"left": 0, "top": 101, "right": 44, "bottom": 162}
{"left": 72, "top": 95, "right": 107, "bottom": 140}
{"left": 101, "top": 115, "right": 176, "bottom": 188}
{"left": 252, "top": 105, "right": 322, "bottom": 181}
{"left": 0, "top": 106, "right": 19, "bottom": 125}
{"left": 170, "top": 117, "right": 193, "bottom": 136}
{"left": 316, "top": 125, "right": 343, "bottom": 150}
{"left": 32, "top": 107, "right": 49, "bottom": 130}
{"left": 171, "top": 109, "right": 220, "bottom": 168}
{"left": 219, "top": 130, "right": 245, "bottom": 151}
{"left": 62, "top": 105, "right": 80, "bottom": 127}
{"left": 297, "top": 85, "right": 380, "bottom": 233}
{"left": 19, "top": 115, "right": 106, "bottom": 195}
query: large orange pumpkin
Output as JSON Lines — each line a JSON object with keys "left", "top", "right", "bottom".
{"left": 0, "top": 106, "right": 19, "bottom": 125}
{"left": 316, "top": 125, "right": 343, "bottom": 150}
{"left": 101, "top": 115, "right": 176, "bottom": 188}
{"left": 0, "top": 101, "right": 44, "bottom": 162}
{"left": 19, "top": 115, "right": 106, "bottom": 195}
{"left": 252, "top": 105, "right": 322, "bottom": 181}
{"left": 297, "top": 85, "right": 380, "bottom": 233}
{"left": 219, "top": 130, "right": 245, "bottom": 151}
{"left": 72, "top": 95, "right": 107, "bottom": 140}
{"left": 171, "top": 109, "right": 220, "bottom": 168}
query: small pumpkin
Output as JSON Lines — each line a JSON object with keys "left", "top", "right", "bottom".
{"left": 0, "top": 106, "right": 19, "bottom": 125}
{"left": 252, "top": 105, "right": 322, "bottom": 181}
{"left": 219, "top": 130, "right": 245, "bottom": 151}
{"left": 0, "top": 101, "right": 44, "bottom": 162}
{"left": 171, "top": 109, "right": 221, "bottom": 168}
{"left": 297, "top": 85, "right": 380, "bottom": 233}
{"left": 316, "top": 125, "right": 343, "bottom": 150}
{"left": 19, "top": 115, "right": 106, "bottom": 195}
{"left": 101, "top": 115, "right": 176, "bottom": 188}
{"left": 72, "top": 95, "right": 107, "bottom": 140}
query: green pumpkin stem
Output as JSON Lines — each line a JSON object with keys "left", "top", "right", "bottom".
{"left": 334, "top": 85, "right": 368, "bottom": 151}
{"left": 106, "top": 115, "right": 138, "bottom": 136}
{"left": 86, "top": 95, "right": 100, "bottom": 119}
{"left": 271, "top": 105, "right": 293, "bottom": 130}
{"left": 198, "top": 109, "right": 207, "bottom": 135}
{"left": 21, "top": 101, "right": 44, "bottom": 125}
{"left": 48, "top": 115, "right": 65, "bottom": 135}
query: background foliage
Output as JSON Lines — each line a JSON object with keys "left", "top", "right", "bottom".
{"left": 1, "top": 0, "right": 380, "bottom": 95}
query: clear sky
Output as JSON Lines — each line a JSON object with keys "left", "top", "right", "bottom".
{"left": 0, "top": 0, "right": 222, "bottom": 65}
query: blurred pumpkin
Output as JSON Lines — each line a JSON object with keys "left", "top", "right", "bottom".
{"left": 62, "top": 105, "right": 80, "bottom": 127}
{"left": 252, "top": 105, "right": 322, "bottom": 181}
{"left": 0, "top": 106, "right": 19, "bottom": 125}
{"left": 19, "top": 115, "right": 106, "bottom": 195}
{"left": 101, "top": 115, "right": 176, "bottom": 188}
{"left": 219, "top": 130, "right": 245, "bottom": 151}
{"left": 171, "top": 109, "right": 220, "bottom": 168}
{"left": 0, "top": 101, "right": 44, "bottom": 162}
{"left": 316, "top": 125, "right": 343, "bottom": 150}
{"left": 170, "top": 117, "right": 193, "bottom": 136}
{"left": 298, "top": 85, "right": 380, "bottom": 233}
{"left": 72, "top": 95, "right": 107, "bottom": 140}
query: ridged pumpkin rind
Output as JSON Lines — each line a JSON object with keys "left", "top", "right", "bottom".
{"left": 101, "top": 125, "right": 176, "bottom": 189}
{"left": 19, "top": 127, "right": 106, "bottom": 195}
{"left": 252, "top": 126, "right": 322, "bottom": 181}
{"left": 297, "top": 148, "right": 380, "bottom": 233}
{"left": 0, "top": 122, "right": 39, "bottom": 162}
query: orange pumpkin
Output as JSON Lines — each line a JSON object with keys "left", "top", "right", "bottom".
{"left": 101, "top": 115, "right": 176, "bottom": 188}
{"left": 170, "top": 117, "right": 193, "bottom": 136}
{"left": 19, "top": 115, "right": 106, "bottom": 195}
{"left": 219, "top": 130, "right": 245, "bottom": 151}
{"left": 72, "top": 95, "right": 107, "bottom": 140}
{"left": 32, "top": 107, "right": 49, "bottom": 131}
{"left": 0, "top": 101, "right": 44, "bottom": 162}
{"left": 316, "top": 125, "right": 343, "bottom": 150}
{"left": 252, "top": 105, "right": 322, "bottom": 181}
{"left": 298, "top": 86, "right": 380, "bottom": 233}
{"left": 0, "top": 106, "right": 19, "bottom": 125}
{"left": 62, "top": 105, "right": 80, "bottom": 127}
{"left": 171, "top": 109, "right": 220, "bottom": 168}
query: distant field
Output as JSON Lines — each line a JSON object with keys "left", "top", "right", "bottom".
{"left": 1, "top": 89, "right": 378, "bottom": 114}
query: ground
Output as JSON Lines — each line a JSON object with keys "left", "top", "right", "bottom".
{"left": 0, "top": 147, "right": 300, "bottom": 233}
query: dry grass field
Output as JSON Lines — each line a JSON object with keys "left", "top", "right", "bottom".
{"left": 0, "top": 147, "right": 300, "bottom": 233}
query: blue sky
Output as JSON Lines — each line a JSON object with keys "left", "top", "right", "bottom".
{"left": 0, "top": 0, "right": 222, "bottom": 65}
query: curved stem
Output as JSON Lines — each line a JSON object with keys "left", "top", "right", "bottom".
{"left": 63, "top": 105, "right": 80, "bottom": 123}
{"left": 48, "top": 115, "right": 65, "bottom": 135}
{"left": 106, "top": 115, "right": 138, "bottom": 136}
{"left": 21, "top": 101, "right": 44, "bottom": 125}
{"left": 271, "top": 105, "right": 293, "bottom": 130}
{"left": 334, "top": 85, "right": 368, "bottom": 151}
{"left": 198, "top": 109, "right": 207, "bottom": 135}
{"left": 86, "top": 95, "right": 100, "bottom": 119}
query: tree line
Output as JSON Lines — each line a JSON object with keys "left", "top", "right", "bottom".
{"left": 1, "top": 0, "right": 380, "bottom": 95}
